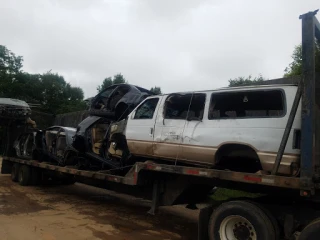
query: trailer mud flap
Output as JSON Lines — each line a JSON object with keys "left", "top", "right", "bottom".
{"left": 198, "top": 205, "right": 213, "bottom": 240}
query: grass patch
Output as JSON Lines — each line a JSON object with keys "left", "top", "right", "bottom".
{"left": 210, "top": 188, "right": 264, "bottom": 202}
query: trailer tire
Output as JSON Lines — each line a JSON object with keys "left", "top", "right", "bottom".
{"left": 248, "top": 201, "right": 280, "bottom": 240}
{"left": 11, "top": 163, "right": 20, "bottom": 182}
{"left": 18, "top": 165, "right": 31, "bottom": 186}
{"left": 62, "top": 176, "right": 76, "bottom": 185}
{"left": 299, "top": 218, "right": 320, "bottom": 240}
{"left": 31, "top": 168, "right": 41, "bottom": 185}
{"left": 208, "top": 200, "right": 275, "bottom": 240}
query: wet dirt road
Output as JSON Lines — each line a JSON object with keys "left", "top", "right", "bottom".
{"left": 0, "top": 175, "right": 198, "bottom": 240}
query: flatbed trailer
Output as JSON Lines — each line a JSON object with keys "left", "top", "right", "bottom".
{"left": 2, "top": 10, "right": 320, "bottom": 240}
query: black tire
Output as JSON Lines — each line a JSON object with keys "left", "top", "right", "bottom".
{"left": 64, "top": 155, "right": 77, "bottom": 166}
{"left": 299, "top": 218, "right": 320, "bottom": 240}
{"left": 208, "top": 200, "right": 276, "bottom": 240}
{"left": 18, "top": 165, "right": 31, "bottom": 186}
{"left": 31, "top": 167, "right": 41, "bottom": 185}
{"left": 248, "top": 201, "right": 280, "bottom": 240}
{"left": 11, "top": 163, "right": 20, "bottom": 182}
{"left": 62, "top": 176, "right": 76, "bottom": 185}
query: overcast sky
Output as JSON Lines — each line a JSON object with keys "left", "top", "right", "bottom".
{"left": 0, "top": 0, "right": 319, "bottom": 98}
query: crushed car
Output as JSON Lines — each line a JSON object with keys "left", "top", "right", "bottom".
{"left": 68, "top": 84, "right": 154, "bottom": 170}
{"left": 89, "top": 84, "right": 154, "bottom": 120}
{"left": 13, "top": 126, "right": 76, "bottom": 165}
{"left": 13, "top": 131, "right": 38, "bottom": 160}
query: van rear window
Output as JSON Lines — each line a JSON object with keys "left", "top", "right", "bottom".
{"left": 208, "top": 90, "right": 285, "bottom": 119}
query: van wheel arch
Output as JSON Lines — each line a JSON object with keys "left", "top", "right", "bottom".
{"left": 215, "top": 144, "right": 262, "bottom": 173}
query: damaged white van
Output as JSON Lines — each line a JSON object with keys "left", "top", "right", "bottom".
{"left": 108, "top": 85, "right": 301, "bottom": 176}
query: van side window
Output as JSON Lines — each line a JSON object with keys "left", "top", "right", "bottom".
{"left": 208, "top": 90, "right": 285, "bottom": 119}
{"left": 164, "top": 93, "right": 206, "bottom": 120}
{"left": 134, "top": 98, "right": 159, "bottom": 119}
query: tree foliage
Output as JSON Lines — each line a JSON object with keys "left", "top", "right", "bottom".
{"left": 228, "top": 75, "right": 265, "bottom": 87}
{"left": 150, "top": 86, "right": 162, "bottom": 94}
{"left": 97, "top": 73, "right": 126, "bottom": 92}
{"left": 0, "top": 45, "right": 86, "bottom": 114}
{"left": 284, "top": 41, "right": 320, "bottom": 77}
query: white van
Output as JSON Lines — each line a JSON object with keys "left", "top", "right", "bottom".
{"left": 109, "top": 85, "right": 301, "bottom": 176}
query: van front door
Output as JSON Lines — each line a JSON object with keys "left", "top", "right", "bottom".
{"left": 153, "top": 94, "right": 193, "bottom": 161}
{"left": 125, "top": 97, "right": 161, "bottom": 157}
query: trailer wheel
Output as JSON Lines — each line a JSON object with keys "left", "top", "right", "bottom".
{"left": 299, "top": 218, "right": 320, "bottom": 240}
{"left": 208, "top": 201, "right": 275, "bottom": 240}
{"left": 249, "top": 201, "right": 280, "bottom": 240}
{"left": 62, "top": 176, "right": 76, "bottom": 185}
{"left": 18, "top": 165, "right": 31, "bottom": 186}
{"left": 11, "top": 163, "right": 20, "bottom": 182}
{"left": 31, "top": 167, "right": 41, "bottom": 185}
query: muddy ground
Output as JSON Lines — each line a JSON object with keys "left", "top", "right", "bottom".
{"left": 0, "top": 174, "right": 198, "bottom": 240}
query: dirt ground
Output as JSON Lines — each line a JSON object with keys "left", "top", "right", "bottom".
{"left": 0, "top": 174, "right": 198, "bottom": 240}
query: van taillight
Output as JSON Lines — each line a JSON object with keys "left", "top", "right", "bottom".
{"left": 293, "top": 129, "right": 301, "bottom": 149}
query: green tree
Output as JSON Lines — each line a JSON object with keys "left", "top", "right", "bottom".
{"left": 150, "top": 86, "right": 162, "bottom": 94}
{"left": 0, "top": 45, "right": 24, "bottom": 97}
{"left": 284, "top": 41, "right": 320, "bottom": 77}
{"left": 97, "top": 73, "right": 126, "bottom": 92}
{"left": 228, "top": 75, "right": 265, "bottom": 87}
{"left": 113, "top": 73, "right": 126, "bottom": 84}
{"left": 40, "top": 72, "right": 86, "bottom": 114}
{"left": 0, "top": 45, "right": 87, "bottom": 114}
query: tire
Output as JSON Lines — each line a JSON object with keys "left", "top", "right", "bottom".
{"left": 62, "top": 176, "right": 76, "bottom": 185}
{"left": 31, "top": 167, "right": 41, "bottom": 185}
{"left": 64, "top": 155, "right": 77, "bottom": 166}
{"left": 18, "top": 165, "right": 31, "bottom": 186}
{"left": 11, "top": 163, "right": 20, "bottom": 182}
{"left": 208, "top": 200, "right": 276, "bottom": 240}
{"left": 299, "top": 218, "right": 320, "bottom": 240}
{"left": 248, "top": 201, "right": 280, "bottom": 240}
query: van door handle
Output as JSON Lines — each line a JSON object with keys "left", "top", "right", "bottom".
{"left": 150, "top": 127, "right": 154, "bottom": 135}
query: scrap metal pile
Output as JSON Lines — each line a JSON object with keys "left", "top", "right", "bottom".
{"left": 8, "top": 84, "right": 154, "bottom": 172}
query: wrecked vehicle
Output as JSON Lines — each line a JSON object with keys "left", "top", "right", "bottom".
{"left": 13, "top": 126, "right": 76, "bottom": 165}
{"left": 13, "top": 131, "right": 38, "bottom": 159}
{"left": 68, "top": 84, "right": 154, "bottom": 170}
{"left": 106, "top": 85, "right": 301, "bottom": 175}
{"left": 0, "top": 98, "right": 31, "bottom": 124}
{"left": 42, "top": 126, "right": 76, "bottom": 164}
{"left": 89, "top": 84, "right": 154, "bottom": 120}
{"left": 66, "top": 116, "right": 119, "bottom": 170}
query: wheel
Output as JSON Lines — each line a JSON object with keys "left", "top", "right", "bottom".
{"left": 30, "top": 167, "right": 41, "bottom": 185}
{"left": 11, "top": 163, "right": 20, "bottom": 182}
{"left": 208, "top": 200, "right": 275, "bottom": 240}
{"left": 248, "top": 201, "right": 280, "bottom": 240}
{"left": 64, "top": 154, "right": 77, "bottom": 166}
{"left": 299, "top": 218, "right": 320, "bottom": 240}
{"left": 18, "top": 165, "right": 31, "bottom": 186}
{"left": 61, "top": 175, "right": 76, "bottom": 185}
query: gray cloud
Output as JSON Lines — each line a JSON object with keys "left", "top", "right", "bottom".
{"left": 0, "top": 0, "right": 319, "bottom": 98}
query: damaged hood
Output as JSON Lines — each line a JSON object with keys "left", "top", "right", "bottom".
{"left": 0, "top": 98, "right": 31, "bottom": 122}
